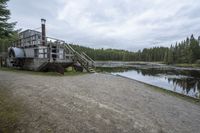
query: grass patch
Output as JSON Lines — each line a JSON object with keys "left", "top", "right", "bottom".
{"left": 64, "top": 66, "right": 87, "bottom": 76}
{"left": 0, "top": 88, "right": 23, "bottom": 133}
{"left": 0, "top": 67, "right": 87, "bottom": 76}
{"left": 64, "top": 71, "right": 86, "bottom": 76}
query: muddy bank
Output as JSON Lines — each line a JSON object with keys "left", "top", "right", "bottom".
{"left": 0, "top": 70, "right": 200, "bottom": 133}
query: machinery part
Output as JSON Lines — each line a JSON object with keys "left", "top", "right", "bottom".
{"left": 8, "top": 47, "right": 25, "bottom": 58}
{"left": 8, "top": 47, "right": 25, "bottom": 67}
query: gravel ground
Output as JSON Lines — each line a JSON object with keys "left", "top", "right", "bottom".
{"left": 0, "top": 70, "right": 200, "bottom": 133}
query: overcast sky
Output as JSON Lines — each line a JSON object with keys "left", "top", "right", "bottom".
{"left": 8, "top": 0, "right": 200, "bottom": 51}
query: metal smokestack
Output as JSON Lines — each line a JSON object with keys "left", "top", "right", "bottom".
{"left": 41, "top": 18, "right": 46, "bottom": 46}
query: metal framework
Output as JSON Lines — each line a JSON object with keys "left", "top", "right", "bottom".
{"left": 6, "top": 19, "right": 95, "bottom": 73}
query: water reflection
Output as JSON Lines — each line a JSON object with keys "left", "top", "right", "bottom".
{"left": 168, "top": 78, "right": 200, "bottom": 98}
{"left": 97, "top": 66, "right": 200, "bottom": 98}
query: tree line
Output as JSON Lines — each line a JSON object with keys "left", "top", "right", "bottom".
{"left": 70, "top": 44, "right": 169, "bottom": 62}
{"left": 164, "top": 35, "right": 200, "bottom": 64}
{"left": 70, "top": 34, "right": 200, "bottom": 64}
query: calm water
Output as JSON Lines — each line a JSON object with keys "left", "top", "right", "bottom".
{"left": 98, "top": 65, "right": 200, "bottom": 99}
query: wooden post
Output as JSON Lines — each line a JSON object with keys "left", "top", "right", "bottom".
{"left": 0, "top": 56, "right": 2, "bottom": 67}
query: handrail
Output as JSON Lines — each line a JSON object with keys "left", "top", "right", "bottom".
{"left": 82, "top": 52, "right": 95, "bottom": 63}
{"left": 46, "top": 37, "right": 65, "bottom": 43}
{"left": 66, "top": 44, "right": 76, "bottom": 53}
{"left": 79, "top": 54, "right": 90, "bottom": 63}
{"left": 64, "top": 43, "right": 95, "bottom": 72}
{"left": 12, "top": 34, "right": 66, "bottom": 47}
{"left": 12, "top": 34, "right": 41, "bottom": 47}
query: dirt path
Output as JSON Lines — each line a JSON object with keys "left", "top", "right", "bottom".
{"left": 0, "top": 70, "right": 200, "bottom": 133}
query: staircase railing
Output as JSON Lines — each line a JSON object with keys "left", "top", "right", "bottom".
{"left": 64, "top": 44, "right": 95, "bottom": 72}
{"left": 81, "top": 52, "right": 95, "bottom": 66}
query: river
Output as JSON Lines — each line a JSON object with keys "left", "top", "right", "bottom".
{"left": 96, "top": 62, "right": 200, "bottom": 99}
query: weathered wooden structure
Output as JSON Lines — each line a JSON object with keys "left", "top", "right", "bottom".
{"left": 6, "top": 19, "right": 95, "bottom": 73}
{"left": 0, "top": 52, "right": 7, "bottom": 67}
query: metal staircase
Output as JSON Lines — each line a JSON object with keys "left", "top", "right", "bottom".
{"left": 64, "top": 44, "right": 95, "bottom": 73}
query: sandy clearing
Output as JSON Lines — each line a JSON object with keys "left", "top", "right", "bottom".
{"left": 0, "top": 70, "right": 200, "bottom": 133}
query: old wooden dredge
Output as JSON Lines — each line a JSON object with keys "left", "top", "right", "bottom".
{"left": 6, "top": 19, "right": 95, "bottom": 74}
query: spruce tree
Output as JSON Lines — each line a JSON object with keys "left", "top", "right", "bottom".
{"left": 0, "top": 0, "right": 18, "bottom": 52}
{"left": 0, "top": 0, "right": 16, "bottom": 38}
{"left": 189, "top": 34, "right": 200, "bottom": 63}
{"left": 164, "top": 50, "right": 168, "bottom": 64}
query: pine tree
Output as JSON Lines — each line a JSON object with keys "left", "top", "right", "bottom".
{"left": 164, "top": 50, "right": 168, "bottom": 64}
{"left": 0, "top": 0, "right": 18, "bottom": 52}
{"left": 0, "top": 0, "right": 16, "bottom": 38}
{"left": 167, "top": 50, "right": 173, "bottom": 64}
{"left": 189, "top": 34, "right": 200, "bottom": 63}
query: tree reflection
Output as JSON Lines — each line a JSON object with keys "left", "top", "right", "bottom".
{"left": 98, "top": 66, "right": 200, "bottom": 98}
{"left": 168, "top": 78, "right": 200, "bottom": 98}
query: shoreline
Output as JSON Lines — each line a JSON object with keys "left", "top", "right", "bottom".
{"left": 1, "top": 67, "right": 199, "bottom": 102}
{"left": 115, "top": 74, "right": 200, "bottom": 103}
{"left": 95, "top": 61, "right": 200, "bottom": 70}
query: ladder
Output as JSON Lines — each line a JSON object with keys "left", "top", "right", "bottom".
{"left": 64, "top": 44, "right": 95, "bottom": 73}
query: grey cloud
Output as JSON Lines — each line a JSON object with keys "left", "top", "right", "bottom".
{"left": 8, "top": 0, "right": 200, "bottom": 51}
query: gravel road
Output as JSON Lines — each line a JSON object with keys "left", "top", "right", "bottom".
{"left": 0, "top": 70, "right": 200, "bottom": 133}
